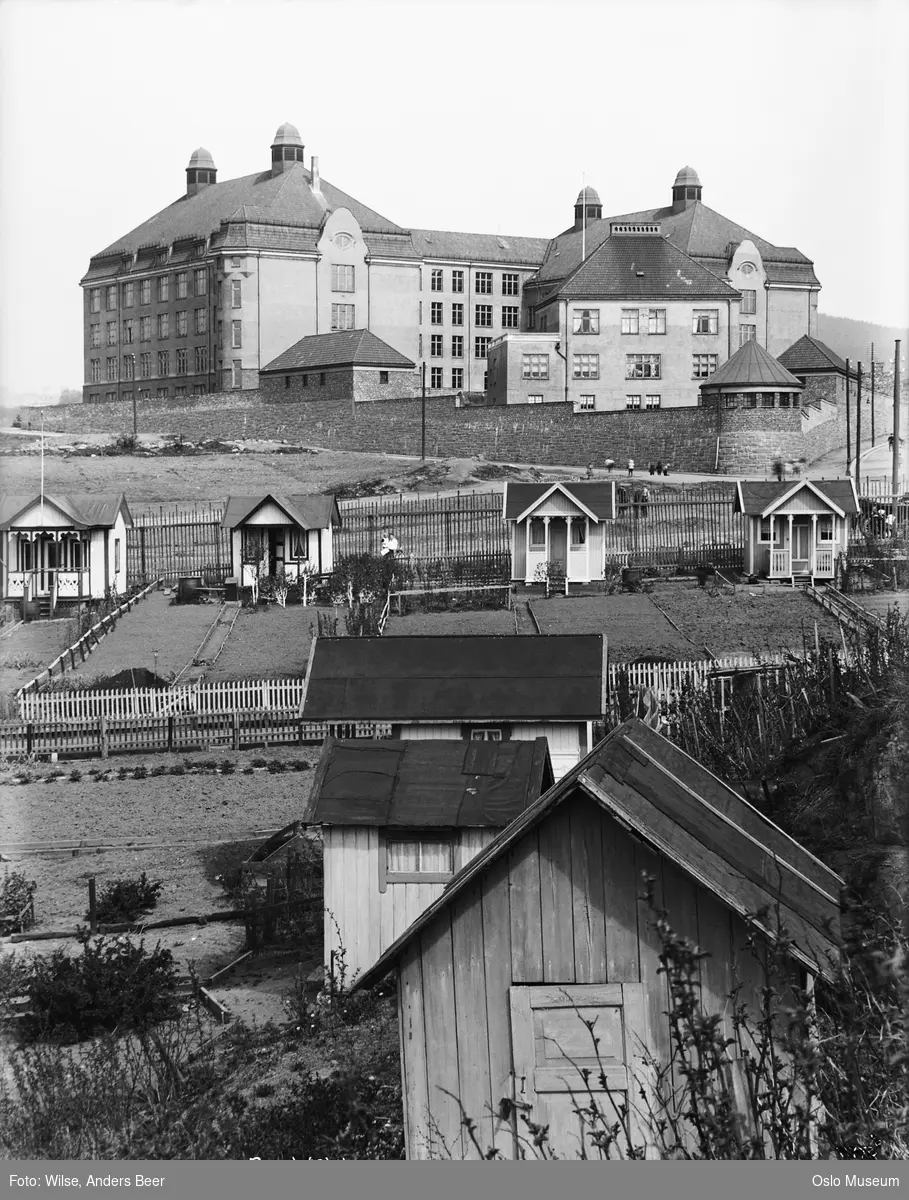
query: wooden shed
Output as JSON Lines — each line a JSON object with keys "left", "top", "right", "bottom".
{"left": 221, "top": 493, "right": 341, "bottom": 587}
{"left": 305, "top": 736, "right": 554, "bottom": 981}
{"left": 0, "top": 492, "right": 132, "bottom": 617}
{"left": 301, "top": 634, "right": 607, "bottom": 779}
{"left": 503, "top": 482, "right": 616, "bottom": 585}
{"left": 734, "top": 479, "right": 858, "bottom": 585}
{"left": 356, "top": 717, "right": 843, "bottom": 1160}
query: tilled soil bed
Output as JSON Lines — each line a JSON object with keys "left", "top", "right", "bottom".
{"left": 530, "top": 594, "right": 697, "bottom": 662}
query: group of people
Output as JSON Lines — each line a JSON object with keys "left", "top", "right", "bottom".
{"left": 593, "top": 459, "right": 671, "bottom": 477}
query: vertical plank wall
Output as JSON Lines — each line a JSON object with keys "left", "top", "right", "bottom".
{"left": 398, "top": 792, "right": 773, "bottom": 1159}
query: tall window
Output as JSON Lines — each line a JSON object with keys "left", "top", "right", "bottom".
{"left": 122, "top": 319, "right": 135, "bottom": 344}
{"left": 231, "top": 320, "right": 242, "bottom": 349}
{"left": 692, "top": 353, "right": 718, "bottom": 378}
{"left": 573, "top": 309, "right": 599, "bottom": 334}
{"left": 741, "top": 289, "right": 756, "bottom": 315}
{"left": 90, "top": 288, "right": 101, "bottom": 312}
{"left": 645, "top": 394, "right": 661, "bottom": 409}
{"left": 230, "top": 279, "right": 242, "bottom": 308}
{"left": 331, "top": 303, "right": 355, "bottom": 330}
{"left": 573, "top": 353, "right": 599, "bottom": 379}
{"left": 176, "top": 310, "right": 187, "bottom": 337}
{"left": 107, "top": 321, "right": 117, "bottom": 345}
{"left": 106, "top": 285, "right": 117, "bottom": 310}
{"left": 692, "top": 309, "right": 718, "bottom": 335}
{"left": 475, "top": 336, "right": 492, "bottom": 359}
{"left": 452, "top": 303, "right": 464, "bottom": 326}
{"left": 522, "top": 353, "right": 549, "bottom": 379}
{"left": 626, "top": 354, "right": 661, "bottom": 379}
{"left": 176, "top": 348, "right": 187, "bottom": 375}
{"left": 626, "top": 394, "right": 641, "bottom": 409}
{"left": 739, "top": 324, "right": 756, "bottom": 346}
{"left": 176, "top": 272, "right": 188, "bottom": 300}
{"left": 124, "top": 282, "right": 135, "bottom": 308}
{"left": 431, "top": 302, "right": 443, "bottom": 324}
{"left": 123, "top": 354, "right": 135, "bottom": 380}
{"left": 195, "top": 345, "right": 208, "bottom": 373}
{"left": 451, "top": 270, "right": 464, "bottom": 294}
{"left": 452, "top": 367, "right": 464, "bottom": 389}
{"left": 502, "top": 306, "right": 519, "bottom": 328}
{"left": 621, "top": 309, "right": 639, "bottom": 335}
{"left": 157, "top": 276, "right": 169, "bottom": 302}
{"left": 174, "top": 386, "right": 186, "bottom": 399}
{"left": 140, "top": 316, "right": 152, "bottom": 341}
{"left": 194, "top": 308, "right": 208, "bottom": 335}
{"left": 157, "top": 313, "right": 169, "bottom": 339}
{"left": 430, "top": 268, "right": 443, "bottom": 291}
{"left": 332, "top": 264, "right": 355, "bottom": 292}
{"left": 90, "top": 359, "right": 101, "bottom": 382}
{"left": 138, "top": 388, "right": 151, "bottom": 401}
{"left": 431, "top": 334, "right": 443, "bottom": 357}
{"left": 156, "top": 387, "right": 168, "bottom": 399}
{"left": 430, "top": 367, "right": 443, "bottom": 388}
{"left": 158, "top": 350, "right": 170, "bottom": 375}
{"left": 452, "top": 335, "right": 464, "bottom": 358}
{"left": 140, "top": 352, "right": 151, "bottom": 378}
{"left": 475, "top": 304, "right": 493, "bottom": 327}
{"left": 194, "top": 268, "right": 207, "bottom": 296}
{"left": 232, "top": 360, "right": 242, "bottom": 388}
{"left": 648, "top": 309, "right": 666, "bottom": 334}
{"left": 106, "top": 357, "right": 117, "bottom": 382}
{"left": 140, "top": 279, "right": 151, "bottom": 305}
{"left": 90, "top": 324, "right": 101, "bottom": 348}
{"left": 502, "top": 273, "right": 519, "bottom": 296}
{"left": 475, "top": 272, "right": 493, "bottom": 294}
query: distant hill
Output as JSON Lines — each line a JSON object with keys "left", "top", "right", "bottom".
{"left": 816, "top": 314, "right": 909, "bottom": 366}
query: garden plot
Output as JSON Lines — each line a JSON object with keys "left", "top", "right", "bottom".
{"left": 1, "top": 620, "right": 77, "bottom": 707}
{"left": 204, "top": 605, "right": 318, "bottom": 681}
{"left": 529, "top": 594, "right": 697, "bottom": 662}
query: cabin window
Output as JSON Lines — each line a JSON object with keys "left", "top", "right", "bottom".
{"left": 570, "top": 522, "right": 587, "bottom": 546}
{"left": 818, "top": 516, "right": 834, "bottom": 542}
{"left": 758, "top": 518, "right": 784, "bottom": 546}
{"left": 380, "top": 832, "right": 455, "bottom": 889}
{"left": 114, "top": 539, "right": 121, "bottom": 573}
{"left": 470, "top": 728, "right": 503, "bottom": 741}
{"left": 529, "top": 518, "right": 545, "bottom": 547}
{"left": 241, "top": 529, "right": 266, "bottom": 563}
{"left": 290, "top": 529, "right": 309, "bottom": 559}
{"left": 18, "top": 540, "right": 33, "bottom": 571}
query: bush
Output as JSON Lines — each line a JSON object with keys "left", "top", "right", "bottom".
{"left": 112, "top": 432, "right": 139, "bottom": 454}
{"left": 1, "top": 870, "right": 35, "bottom": 919}
{"left": 89, "top": 872, "right": 163, "bottom": 925}
{"left": 23, "top": 933, "right": 179, "bottom": 1042}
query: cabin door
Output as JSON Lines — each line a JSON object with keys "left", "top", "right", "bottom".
{"left": 509, "top": 983, "right": 653, "bottom": 1159}
{"left": 792, "top": 520, "right": 811, "bottom": 572}
{"left": 549, "top": 519, "right": 568, "bottom": 573}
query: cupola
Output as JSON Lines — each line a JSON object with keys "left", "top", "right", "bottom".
{"left": 671, "top": 165, "right": 702, "bottom": 213}
{"left": 186, "top": 147, "right": 217, "bottom": 197}
{"left": 574, "top": 185, "right": 602, "bottom": 231}
{"left": 271, "top": 122, "right": 305, "bottom": 176}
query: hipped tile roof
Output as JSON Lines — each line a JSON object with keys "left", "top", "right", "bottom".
{"left": 559, "top": 235, "right": 739, "bottom": 300}
{"left": 409, "top": 229, "right": 549, "bottom": 266}
{"left": 778, "top": 335, "right": 855, "bottom": 377}
{"left": 260, "top": 330, "right": 415, "bottom": 374}
{"left": 699, "top": 340, "right": 804, "bottom": 390}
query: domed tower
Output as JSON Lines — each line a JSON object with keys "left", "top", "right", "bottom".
{"left": 574, "top": 185, "right": 602, "bottom": 231}
{"left": 671, "top": 166, "right": 702, "bottom": 213}
{"left": 186, "top": 147, "right": 217, "bottom": 197}
{"left": 271, "top": 122, "right": 305, "bottom": 176}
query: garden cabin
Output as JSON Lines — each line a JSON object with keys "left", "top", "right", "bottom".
{"left": 503, "top": 482, "right": 616, "bottom": 585}
{"left": 301, "top": 634, "right": 607, "bottom": 779}
{"left": 356, "top": 717, "right": 843, "bottom": 1160}
{"left": 305, "top": 736, "right": 554, "bottom": 981}
{"left": 0, "top": 492, "right": 132, "bottom": 616}
{"left": 735, "top": 479, "right": 858, "bottom": 584}
{"left": 221, "top": 493, "right": 341, "bottom": 588}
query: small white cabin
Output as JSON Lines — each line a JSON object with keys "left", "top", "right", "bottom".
{"left": 304, "top": 736, "right": 554, "bottom": 981}
{"left": 301, "top": 634, "right": 607, "bottom": 781}
{"left": 221, "top": 493, "right": 341, "bottom": 588}
{"left": 734, "top": 479, "right": 858, "bottom": 584}
{"left": 0, "top": 493, "right": 132, "bottom": 616}
{"left": 503, "top": 482, "right": 616, "bottom": 585}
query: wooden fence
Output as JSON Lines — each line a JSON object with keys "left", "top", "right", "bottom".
{"left": 606, "top": 481, "right": 744, "bottom": 570}
{"left": 335, "top": 490, "right": 509, "bottom": 560}
{"left": 128, "top": 503, "right": 231, "bottom": 585}
{"left": 19, "top": 677, "right": 308, "bottom": 722}
{"left": 0, "top": 712, "right": 392, "bottom": 759}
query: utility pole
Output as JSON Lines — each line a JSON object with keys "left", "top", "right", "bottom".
{"left": 855, "top": 361, "right": 862, "bottom": 495}
{"left": 870, "top": 342, "right": 875, "bottom": 446}
{"left": 845, "top": 357, "right": 851, "bottom": 473}
{"left": 421, "top": 361, "right": 426, "bottom": 460}
{"left": 893, "top": 340, "right": 902, "bottom": 501}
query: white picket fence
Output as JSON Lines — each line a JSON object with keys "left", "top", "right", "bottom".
{"left": 606, "top": 654, "right": 777, "bottom": 696}
{"left": 18, "top": 677, "right": 308, "bottom": 722}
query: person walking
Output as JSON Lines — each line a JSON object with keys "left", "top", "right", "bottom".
{"left": 656, "top": 459, "right": 663, "bottom": 475}
{"left": 585, "top": 462, "right": 594, "bottom": 480}
{"left": 604, "top": 457, "right": 615, "bottom": 473}
{"left": 641, "top": 486, "right": 651, "bottom": 518}
{"left": 627, "top": 457, "right": 635, "bottom": 476}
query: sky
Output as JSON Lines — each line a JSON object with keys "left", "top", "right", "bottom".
{"left": 1, "top": 0, "right": 907, "bottom": 398}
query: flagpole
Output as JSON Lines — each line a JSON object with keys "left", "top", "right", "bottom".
{"left": 40, "top": 414, "right": 45, "bottom": 519}
{"left": 581, "top": 172, "right": 586, "bottom": 262}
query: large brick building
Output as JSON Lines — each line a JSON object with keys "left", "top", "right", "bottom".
{"left": 81, "top": 143, "right": 821, "bottom": 410}
{"left": 80, "top": 123, "right": 548, "bottom": 403}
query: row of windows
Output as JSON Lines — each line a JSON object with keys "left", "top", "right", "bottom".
{"left": 90, "top": 347, "right": 209, "bottom": 381}
{"left": 521, "top": 353, "right": 720, "bottom": 381}
{"left": 428, "top": 367, "right": 466, "bottom": 389}
{"left": 570, "top": 303, "right": 757, "bottom": 335}
{"left": 88, "top": 386, "right": 207, "bottom": 401}
{"left": 430, "top": 269, "right": 519, "bottom": 296}
{"left": 527, "top": 518, "right": 587, "bottom": 547}
{"left": 90, "top": 309, "right": 227, "bottom": 345}
{"left": 89, "top": 277, "right": 242, "bottom": 313}
{"left": 758, "top": 515, "right": 831, "bottom": 543}
{"left": 428, "top": 302, "right": 519, "bottom": 328}
{"left": 421, "top": 335, "right": 491, "bottom": 359}
{"left": 722, "top": 391, "right": 800, "bottom": 409}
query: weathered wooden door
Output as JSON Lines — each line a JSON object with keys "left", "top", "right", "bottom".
{"left": 509, "top": 983, "right": 653, "bottom": 1159}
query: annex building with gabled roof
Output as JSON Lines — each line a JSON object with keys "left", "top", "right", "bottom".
{"left": 258, "top": 330, "right": 416, "bottom": 405}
